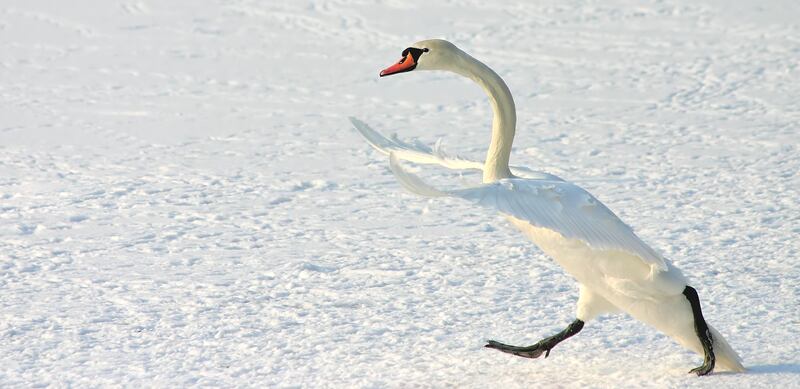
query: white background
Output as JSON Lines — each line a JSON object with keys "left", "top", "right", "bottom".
{"left": 1, "top": 0, "right": 798, "bottom": 387}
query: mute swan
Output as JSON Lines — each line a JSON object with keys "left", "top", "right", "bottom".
{"left": 350, "top": 39, "right": 744, "bottom": 375}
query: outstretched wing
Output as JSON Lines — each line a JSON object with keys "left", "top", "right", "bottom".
{"left": 350, "top": 117, "right": 563, "bottom": 181}
{"left": 350, "top": 116, "right": 482, "bottom": 170}
{"left": 389, "top": 154, "right": 667, "bottom": 272}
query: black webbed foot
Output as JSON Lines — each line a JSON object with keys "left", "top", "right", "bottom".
{"left": 689, "top": 358, "right": 715, "bottom": 376}
{"left": 484, "top": 340, "right": 552, "bottom": 359}
{"left": 683, "top": 286, "right": 716, "bottom": 376}
{"left": 485, "top": 319, "right": 584, "bottom": 360}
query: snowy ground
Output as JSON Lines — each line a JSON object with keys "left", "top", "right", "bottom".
{"left": 1, "top": 0, "right": 799, "bottom": 387}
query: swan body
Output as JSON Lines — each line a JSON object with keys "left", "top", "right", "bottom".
{"left": 352, "top": 39, "right": 744, "bottom": 374}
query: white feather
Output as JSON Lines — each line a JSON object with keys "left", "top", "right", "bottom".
{"left": 388, "top": 155, "right": 667, "bottom": 272}
{"left": 350, "top": 117, "right": 563, "bottom": 181}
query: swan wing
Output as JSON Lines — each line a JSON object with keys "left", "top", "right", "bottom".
{"left": 389, "top": 154, "right": 667, "bottom": 272}
{"left": 350, "top": 117, "right": 563, "bottom": 180}
{"left": 350, "top": 117, "right": 483, "bottom": 170}
{"left": 507, "top": 166, "right": 564, "bottom": 181}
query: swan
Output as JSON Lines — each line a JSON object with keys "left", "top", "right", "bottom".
{"left": 350, "top": 39, "right": 744, "bottom": 375}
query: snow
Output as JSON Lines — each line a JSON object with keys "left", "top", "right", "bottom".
{"left": 1, "top": 0, "right": 798, "bottom": 387}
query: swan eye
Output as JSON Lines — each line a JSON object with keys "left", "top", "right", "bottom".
{"left": 402, "top": 47, "right": 428, "bottom": 62}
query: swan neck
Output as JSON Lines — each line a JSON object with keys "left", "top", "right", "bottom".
{"left": 454, "top": 53, "right": 516, "bottom": 183}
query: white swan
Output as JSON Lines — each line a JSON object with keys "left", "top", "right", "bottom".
{"left": 350, "top": 39, "right": 744, "bottom": 375}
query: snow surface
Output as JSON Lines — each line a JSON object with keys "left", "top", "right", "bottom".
{"left": 1, "top": 0, "right": 799, "bottom": 387}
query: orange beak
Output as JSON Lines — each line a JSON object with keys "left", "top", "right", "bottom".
{"left": 380, "top": 53, "right": 417, "bottom": 77}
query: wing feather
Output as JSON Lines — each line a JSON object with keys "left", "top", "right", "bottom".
{"left": 350, "top": 117, "right": 564, "bottom": 180}
{"left": 389, "top": 156, "right": 667, "bottom": 272}
{"left": 458, "top": 180, "right": 666, "bottom": 271}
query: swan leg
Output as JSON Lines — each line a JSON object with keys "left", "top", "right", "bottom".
{"left": 485, "top": 319, "right": 584, "bottom": 359}
{"left": 683, "top": 286, "right": 715, "bottom": 376}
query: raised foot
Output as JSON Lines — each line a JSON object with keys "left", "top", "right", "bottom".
{"left": 484, "top": 340, "right": 552, "bottom": 359}
{"left": 485, "top": 320, "right": 584, "bottom": 360}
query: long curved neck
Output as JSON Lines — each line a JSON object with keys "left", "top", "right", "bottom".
{"left": 452, "top": 52, "right": 516, "bottom": 183}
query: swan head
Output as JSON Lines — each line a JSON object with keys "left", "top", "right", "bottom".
{"left": 379, "top": 39, "right": 463, "bottom": 77}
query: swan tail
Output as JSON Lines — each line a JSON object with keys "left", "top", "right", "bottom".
{"left": 709, "top": 325, "right": 746, "bottom": 372}
{"left": 349, "top": 117, "right": 483, "bottom": 171}
{"left": 388, "top": 153, "right": 447, "bottom": 198}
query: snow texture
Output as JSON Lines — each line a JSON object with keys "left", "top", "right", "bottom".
{"left": 1, "top": 0, "right": 798, "bottom": 387}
